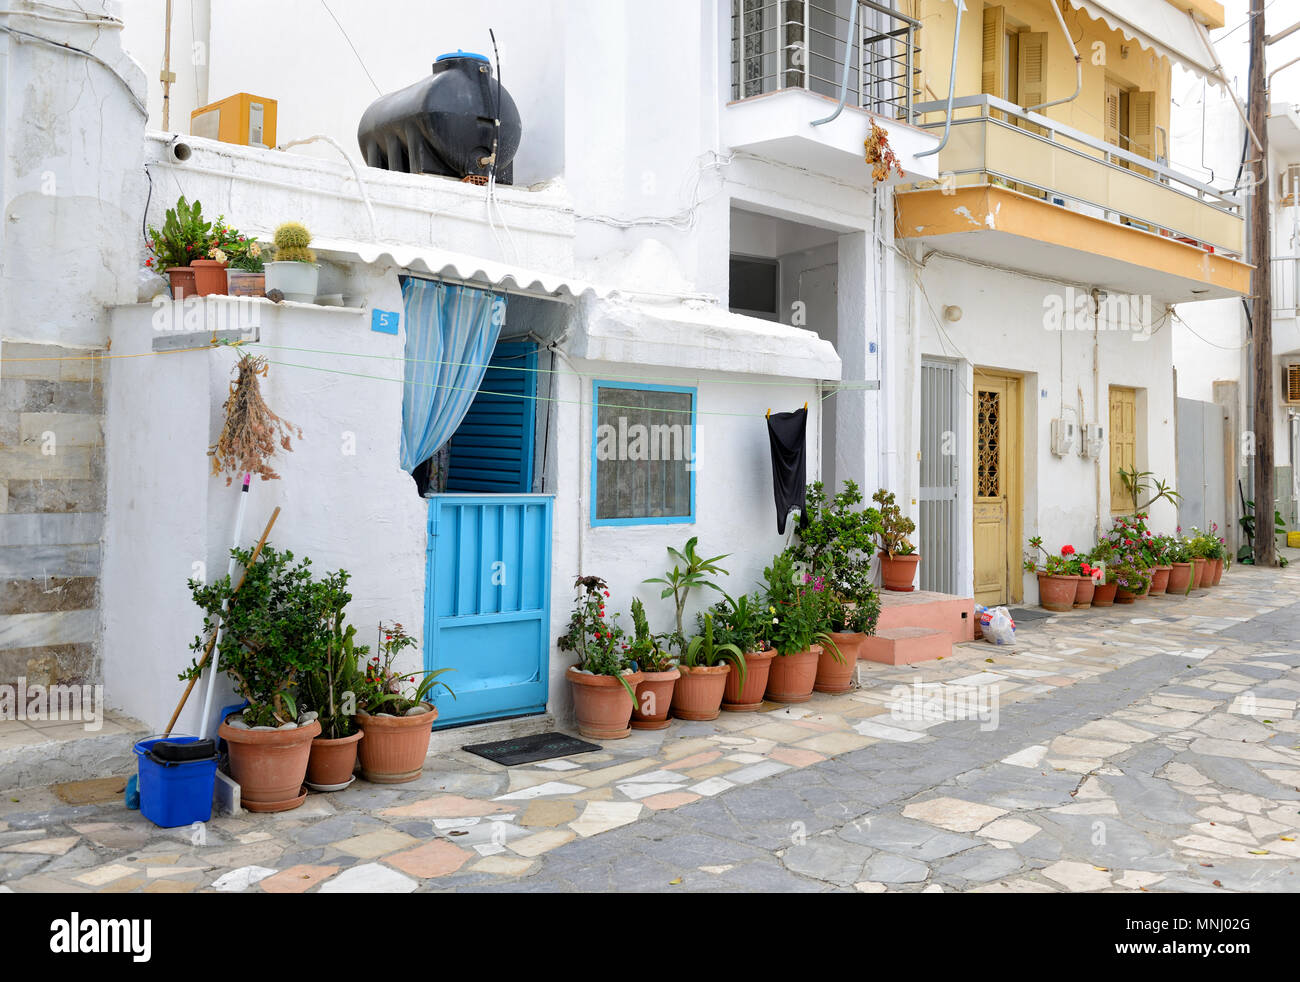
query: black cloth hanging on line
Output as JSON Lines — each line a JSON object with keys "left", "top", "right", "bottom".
{"left": 767, "top": 408, "right": 809, "bottom": 535}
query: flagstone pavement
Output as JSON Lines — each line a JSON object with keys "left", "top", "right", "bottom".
{"left": 3, "top": 566, "right": 1300, "bottom": 893}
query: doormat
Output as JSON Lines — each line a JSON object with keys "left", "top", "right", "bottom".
{"left": 462, "top": 732, "right": 601, "bottom": 767}
{"left": 1006, "top": 606, "right": 1052, "bottom": 623}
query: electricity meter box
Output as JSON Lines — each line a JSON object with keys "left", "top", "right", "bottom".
{"left": 190, "top": 93, "right": 277, "bottom": 149}
{"left": 1050, "top": 418, "right": 1077, "bottom": 456}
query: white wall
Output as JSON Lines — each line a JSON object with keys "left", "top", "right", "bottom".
{"left": 913, "top": 255, "right": 1179, "bottom": 600}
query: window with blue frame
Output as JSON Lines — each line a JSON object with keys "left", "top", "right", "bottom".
{"left": 591, "top": 381, "right": 696, "bottom": 526}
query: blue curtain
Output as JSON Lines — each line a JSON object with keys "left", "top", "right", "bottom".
{"left": 400, "top": 278, "right": 506, "bottom": 473}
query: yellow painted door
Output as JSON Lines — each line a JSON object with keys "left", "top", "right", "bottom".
{"left": 1109, "top": 386, "right": 1137, "bottom": 514}
{"left": 973, "top": 372, "right": 1021, "bottom": 606}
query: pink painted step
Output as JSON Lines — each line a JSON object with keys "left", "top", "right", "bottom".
{"left": 859, "top": 626, "right": 952, "bottom": 666}
{"left": 876, "top": 590, "right": 975, "bottom": 646}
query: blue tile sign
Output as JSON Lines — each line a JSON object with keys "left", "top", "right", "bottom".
{"left": 371, "top": 309, "right": 400, "bottom": 334}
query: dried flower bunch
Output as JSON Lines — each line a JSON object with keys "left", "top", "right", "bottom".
{"left": 210, "top": 353, "right": 302, "bottom": 485}
{"left": 865, "top": 121, "right": 903, "bottom": 185}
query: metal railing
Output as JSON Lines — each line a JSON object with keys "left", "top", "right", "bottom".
{"left": 906, "top": 94, "right": 1245, "bottom": 255}
{"left": 730, "top": 0, "right": 920, "bottom": 124}
{"left": 1274, "top": 256, "right": 1300, "bottom": 315}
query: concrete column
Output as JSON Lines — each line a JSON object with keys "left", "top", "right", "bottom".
{"left": 835, "top": 229, "right": 879, "bottom": 496}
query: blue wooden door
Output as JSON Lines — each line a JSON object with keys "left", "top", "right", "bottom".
{"left": 425, "top": 494, "right": 553, "bottom": 727}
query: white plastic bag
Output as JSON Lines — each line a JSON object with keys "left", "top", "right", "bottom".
{"left": 982, "top": 606, "right": 1016, "bottom": 646}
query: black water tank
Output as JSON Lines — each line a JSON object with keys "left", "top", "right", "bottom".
{"left": 357, "top": 51, "right": 521, "bottom": 184}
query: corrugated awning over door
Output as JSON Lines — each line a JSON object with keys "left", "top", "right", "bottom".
{"left": 1064, "top": 0, "right": 1225, "bottom": 86}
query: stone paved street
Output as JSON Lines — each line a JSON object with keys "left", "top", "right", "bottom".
{"left": 3, "top": 565, "right": 1300, "bottom": 893}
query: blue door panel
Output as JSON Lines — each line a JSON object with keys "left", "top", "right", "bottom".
{"left": 425, "top": 494, "right": 553, "bottom": 728}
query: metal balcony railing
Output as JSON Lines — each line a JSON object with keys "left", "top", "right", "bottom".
{"left": 906, "top": 94, "right": 1246, "bottom": 256}
{"left": 1274, "top": 256, "right": 1300, "bottom": 315}
{"left": 730, "top": 0, "right": 920, "bottom": 124}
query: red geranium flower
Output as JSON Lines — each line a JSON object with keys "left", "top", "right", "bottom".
{"left": 1061, "top": 545, "right": 1075, "bottom": 556}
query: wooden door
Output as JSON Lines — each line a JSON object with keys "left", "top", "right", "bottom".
{"left": 1109, "top": 386, "right": 1138, "bottom": 514}
{"left": 973, "top": 372, "right": 1022, "bottom": 606}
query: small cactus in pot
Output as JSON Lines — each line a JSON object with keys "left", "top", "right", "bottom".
{"left": 265, "top": 221, "right": 320, "bottom": 303}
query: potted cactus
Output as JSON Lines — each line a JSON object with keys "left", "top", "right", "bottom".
{"left": 265, "top": 221, "right": 319, "bottom": 303}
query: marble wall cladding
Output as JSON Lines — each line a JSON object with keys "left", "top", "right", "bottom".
{"left": 0, "top": 342, "right": 106, "bottom": 688}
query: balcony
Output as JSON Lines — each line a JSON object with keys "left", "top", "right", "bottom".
{"left": 724, "top": 0, "right": 940, "bottom": 183}
{"left": 895, "top": 95, "right": 1252, "bottom": 302}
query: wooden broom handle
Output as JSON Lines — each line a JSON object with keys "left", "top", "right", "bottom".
{"left": 162, "top": 506, "right": 281, "bottom": 736}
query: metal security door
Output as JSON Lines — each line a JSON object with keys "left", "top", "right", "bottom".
{"left": 1176, "top": 398, "right": 1227, "bottom": 534}
{"left": 919, "top": 358, "right": 958, "bottom": 594}
{"left": 425, "top": 494, "right": 553, "bottom": 727}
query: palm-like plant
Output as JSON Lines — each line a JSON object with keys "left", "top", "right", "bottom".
{"left": 681, "top": 613, "right": 746, "bottom": 688}
{"left": 644, "top": 536, "right": 730, "bottom": 651}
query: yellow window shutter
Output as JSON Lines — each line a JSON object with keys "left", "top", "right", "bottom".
{"left": 1129, "top": 90, "right": 1155, "bottom": 161}
{"left": 1104, "top": 79, "right": 1122, "bottom": 147}
{"left": 982, "top": 6, "right": 1006, "bottom": 99}
{"left": 1017, "top": 31, "right": 1047, "bottom": 110}
{"left": 1287, "top": 362, "right": 1300, "bottom": 404}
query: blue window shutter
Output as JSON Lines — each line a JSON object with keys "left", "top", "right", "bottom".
{"left": 444, "top": 341, "right": 537, "bottom": 493}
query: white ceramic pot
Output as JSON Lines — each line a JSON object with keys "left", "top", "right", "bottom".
{"left": 264, "top": 261, "right": 319, "bottom": 303}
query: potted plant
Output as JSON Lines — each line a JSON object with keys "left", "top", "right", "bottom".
{"left": 298, "top": 570, "right": 368, "bottom": 790}
{"left": 183, "top": 543, "right": 329, "bottom": 812}
{"left": 1145, "top": 533, "right": 1173, "bottom": 595}
{"left": 673, "top": 613, "right": 745, "bottom": 721}
{"left": 762, "top": 551, "right": 841, "bottom": 704}
{"left": 713, "top": 592, "right": 776, "bottom": 712}
{"left": 644, "top": 536, "right": 730, "bottom": 653}
{"left": 1165, "top": 534, "right": 1194, "bottom": 595}
{"left": 1185, "top": 526, "right": 1212, "bottom": 589}
{"left": 1207, "top": 523, "right": 1227, "bottom": 584}
{"left": 558, "top": 577, "right": 642, "bottom": 740}
{"left": 627, "top": 598, "right": 678, "bottom": 730}
{"left": 217, "top": 223, "right": 266, "bottom": 297}
{"left": 872, "top": 488, "right": 920, "bottom": 591}
{"left": 818, "top": 586, "right": 880, "bottom": 693}
{"left": 146, "top": 195, "right": 211, "bottom": 298}
{"left": 1059, "top": 544, "right": 1096, "bottom": 608}
{"left": 1088, "top": 544, "right": 1119, "bottom": 607}
{"left": 265, "top": 221, "right": 320, "bottom": 302}
{"left": 1023, "top": 537, "right": 1076, "bottom": 612}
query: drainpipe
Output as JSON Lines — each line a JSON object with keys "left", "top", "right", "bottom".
{"left": 810, "top": 0, "right": 859, "bottom": 126}
{"left": 1024, "top": 0, "right": 1081, "bottom": 113}
{"left": 1092, "top": 288, "right": 1104, "bottom": 541}
{"left": 161, "top": 0, "right": 174, "bottom": 129}
{"left": 915, "top": 0, "right": 964, "bottom": 158}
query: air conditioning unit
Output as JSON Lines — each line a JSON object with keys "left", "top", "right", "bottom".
{"left": 1051, "top": 418, "right": 1077, "bottom": 456}
{"left": 1283, "top": 360, "right": 1300, "bottom": 406}
{"left": 1082, "top": 422, "right": 1105, "bottom": 459}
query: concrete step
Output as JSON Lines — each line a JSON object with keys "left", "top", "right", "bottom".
{"left": 878, "top": 590, "right": 976, "bottom": 646}
{"left": 859, "top": 626, "right": 952, "bottom": 666}
{"left": 427, "top": 712, "right": 555, "bottom": 754}
{"left": 0, "top": 725, "right": 148, "bottom": 792}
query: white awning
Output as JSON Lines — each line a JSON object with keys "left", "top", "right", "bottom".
{"left": 1065, "top": 0, "right": 1224, "bottom": 85}
{"left": 299, "top": 237, "right": 613, "bottom": 301}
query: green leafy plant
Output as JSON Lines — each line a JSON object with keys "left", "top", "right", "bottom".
{"left": 1238, "top": 498, "right": 1285, "bottom": 564}
{"left": 683, "top": 613, "right": 746, "bottom": 687}
{"left": 644, "top": 537, "right": 730, "bottom": 651}
{"left": 207, "top": 217, "right": 265, "bottom": 272}
{"left": 182, "top": 543, "right": 334, "bottom": 727}
{"left": 628, "top": 597, "right": 673, "bottom": 673}
{"left": 1023, "top": 536, "right": 1073, "bottom": 576}
{"left": 297, "top": 569, "right": 369, "bottom": 739}
{"left": 707, "top": 591, "right": 769, "bottom": 655}
{"left": 1117, "top": 467, "right": 1182, "bottom": 515}
{"left": 557, "top": 576, "right": 637, "bottom": 699}
{"left": 273, "top": 221, "right": 316, "bottom": 263}
{"left": 146, "top": 195, "right": 211, "bottom": 277}
{"left": 761, "top": 551, "right": 843, "bottom": 663}
{"left": 357, "top": 622, "right": 454, "bottom": 715}
{"left": 871, "top": 488, "right": 916, "bottom": 557}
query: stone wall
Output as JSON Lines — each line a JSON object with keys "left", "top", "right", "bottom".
{"left": 0, "top": 340, "right": 105, "bottom": 689}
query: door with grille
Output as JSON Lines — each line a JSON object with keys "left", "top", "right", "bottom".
{"left": 972, "top": 371, "right": 1022, "bottom": 605}
{"left": 919, "top": 359, "right": 958, "bottom": 594}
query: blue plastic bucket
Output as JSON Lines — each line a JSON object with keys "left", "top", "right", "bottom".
{"left": 133, "top": 735, "right": 218, "bottom": 828}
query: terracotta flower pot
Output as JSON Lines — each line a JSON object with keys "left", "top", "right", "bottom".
{"left": 306, "top": 728, "right": 363, "bottom": 789}
{"left": 765, "top": 646, "right": 821, "bottom": 704}
{"left": 1191, "top": 557, "right": 1208, "bottom": 589}
{"left": 671, "top": 664, "right": 730, "bottom": 721}
{"left": 879, "top": 553, "right": 921, "bottom": 592}
{"left": 631, "top": 668, "right": 679, "bottom": 730}
{"left": 723, "top": 650, "right": 776, "bottom": 711}
{"left": 1167, "top": 562, "right": 1193, "bottom": 595}
{"left": 219, "top": 718, "right": 320, "bottom": 812}
{"left": 190, "top": 258, "right": 228, "bottom": 296}
{"left": 815, "top": 632, "right": 863, "bottom": 694}
{"left": 1037, "top": 573, "right": 1076, "bottom": 612}
{"left": 166, "top": 266, "right": 196, "bottom": 298}
{"left": 1149, "top": 565, "right": 1171, "bottom": 595}
{"left": 1072, "top": 576, "right": 1095, "bottom": 609}
{"left": 567, "top": 668, "right": 640, "bottom": 740}
{"left": 1115, "top": 588, "right": 1138, "bottom": 604}
{"left": 355, "top": 704, "right": 437, "bottom": 783}
{"left": 227, "top": 270, "right": 266, "bottom": 297}
{"left": 1092, "top": 581, "right": 1118, "bottom": 607}
{"left": 1211, "top": 558, "right": 1224, "bottom": 584}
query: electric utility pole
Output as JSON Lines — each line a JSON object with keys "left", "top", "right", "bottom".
{"left": 1250, "top": 0, "right": 1276, "bottom": 565}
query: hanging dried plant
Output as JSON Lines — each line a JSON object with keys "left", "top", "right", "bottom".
{"left": 209, "top": 353, "right": 303, "bottom": 485}
{"left": 865, "top": 121, "right": 904, "bottom": 185}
